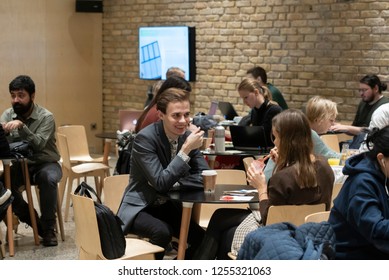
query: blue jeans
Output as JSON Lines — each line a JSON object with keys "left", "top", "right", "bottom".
{"left": 10, "top": 161, "right": 62, "bottom": 230}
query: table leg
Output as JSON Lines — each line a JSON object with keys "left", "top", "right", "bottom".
{"left": 177, "top": 202, "right": 193, "bottom": 260}
{"left": 3, "top": 161, "right": 14, "bottom": 257}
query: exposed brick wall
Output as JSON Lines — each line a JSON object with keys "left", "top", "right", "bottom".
{"left": 102, "top": 0, "right": 389, "bottom": 132}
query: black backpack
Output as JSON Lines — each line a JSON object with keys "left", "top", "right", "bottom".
{"left": 74, "top": 182, "right": 126, "bottom": 259}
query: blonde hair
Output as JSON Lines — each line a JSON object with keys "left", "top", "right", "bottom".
{"left": 237, "top": 77, "right": 277, "bottom": 105}
{"left": 306, "top": 96, "right": 338, "bottom": 123}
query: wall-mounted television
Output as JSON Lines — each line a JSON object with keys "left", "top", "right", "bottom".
{"left": 139, "top": 26, "right": 196, "bottom": 81}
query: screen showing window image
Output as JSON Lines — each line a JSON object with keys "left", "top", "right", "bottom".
{"left": 139, "top": 26, "right": 195, "bottom": 81}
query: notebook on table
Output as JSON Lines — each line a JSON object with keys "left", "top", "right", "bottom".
{"left": 229, "top": 125, "right": 270, "bottom": 151}
{"left": 218, "top": 101, "right": 239, "bottom": 120}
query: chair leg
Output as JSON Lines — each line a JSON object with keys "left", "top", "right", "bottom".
{"left": 23, "top": 160, "right": 40, "bottom": 245}
{"left": 64, "top": 177, "right": 74, "bottom": 222}
{"left": 56, "top": 191, "right": 65, "bottom": 241}
{"left": 0, "top": 226, "right": 5, "bottom": 259}
{"left": 58, "top": 170, "right": 68, "bottom": 207}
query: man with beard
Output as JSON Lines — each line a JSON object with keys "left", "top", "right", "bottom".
{"left": 0, "top": 75, "right": 62, "bottom": 246}
{"left": 330, "top": 74, "right": 389, "bottom": 148}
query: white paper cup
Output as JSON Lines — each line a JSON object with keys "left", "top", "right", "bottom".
{"left": 202, "top": 170, "right": 217, "bottom": 192}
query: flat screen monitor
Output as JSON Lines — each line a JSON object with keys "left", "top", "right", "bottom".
{"left": 139, "top": 26, "right": 196, "bottom": 81}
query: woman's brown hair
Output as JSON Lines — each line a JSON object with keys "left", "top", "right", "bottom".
{"left": 272, "top": 109, "right": 317, "bottom": 188}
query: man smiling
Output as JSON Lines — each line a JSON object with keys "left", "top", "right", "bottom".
{"left": 117, "top": 88, "right": 208, "bottom": 259}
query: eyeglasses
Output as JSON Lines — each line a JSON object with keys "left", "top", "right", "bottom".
{"left": 358, "top": 88, "right": 369, "bottom": 93}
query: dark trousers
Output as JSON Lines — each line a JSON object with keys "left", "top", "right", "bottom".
{"left": 131, "top": 200, "right": 205, "bottom": 259}
{"left": 196, "top": 208, "right": 250, "bottom": 259}
{"left": 10, "top": 161, "right": 62, "bottom": 230}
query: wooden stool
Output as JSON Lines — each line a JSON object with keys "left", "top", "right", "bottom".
{"left": 1, "top": 158, "right": 39, "bottom": 257}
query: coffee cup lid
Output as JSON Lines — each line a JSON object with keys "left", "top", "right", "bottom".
{"left": 202, "top": 170, "right": 217, "bottom": 176}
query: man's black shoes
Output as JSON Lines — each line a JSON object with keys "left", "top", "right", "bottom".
{"left": 42, "top": 229, "right": 58, "bottom": 247}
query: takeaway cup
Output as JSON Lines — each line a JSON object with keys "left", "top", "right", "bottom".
{"left": 202, "top": 170, "right": 218, "bottom": 192}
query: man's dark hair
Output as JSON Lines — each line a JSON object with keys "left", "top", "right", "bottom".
{"left": 9, "top": 75, "right": 35, "bottom": 96}
{"left": 360, "top": 74, "right": 388, "bottom": 93}
{"left": 247, "top": 66, "right": 268, "bottom": 84}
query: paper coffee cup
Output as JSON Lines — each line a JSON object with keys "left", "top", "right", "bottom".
{"left": 202, "top": 170, "right": 217, "bottom": 192}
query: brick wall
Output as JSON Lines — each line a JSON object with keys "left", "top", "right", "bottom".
{"left": 102, "top": 0, "right": 389, "bottom": 132}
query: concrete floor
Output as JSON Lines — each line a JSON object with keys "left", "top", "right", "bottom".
{"left": 0, "top": 155, "right": 176, "bottom": 260}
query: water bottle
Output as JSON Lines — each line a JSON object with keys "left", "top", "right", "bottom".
{"left": 214, "top": 126, "right": 225, "bottom": 153}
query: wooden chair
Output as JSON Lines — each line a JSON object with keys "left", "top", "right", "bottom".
{"left": 194, "top": 169, "right": 249, "bottom": 228}
{"left": 266, "top": 203, "right": 326, "bottom": 226}
{"left": 102, "top": 174, "right": 129, "bottom": 213}
{"left": 56, "top": 133, "right": 109, "bottom": 222}
{"left": 331, "top": 183, "right": 343, "bottom": 208}
{"left": 71, "top": 194, "right": 164, "bottom": 260}
{"left": 320, "top": 134, "right": 340, "bottom": 153}
{"left": 57, "top": 125, "right": 105, "bottom": 165}
{"left": 304, "top": 211, "right": 330, "bottom": 223}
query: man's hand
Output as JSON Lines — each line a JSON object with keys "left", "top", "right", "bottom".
{"left": 181, "top": 127, "right": 204, "bottom": 154}
{"left": 2, "top": 120, "right": 24, "bottom": 133}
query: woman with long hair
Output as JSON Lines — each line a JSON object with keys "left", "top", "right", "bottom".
{"left": 193, "top": 109, "right": 334, "bottom": 260}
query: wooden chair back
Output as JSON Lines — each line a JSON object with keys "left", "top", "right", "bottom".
{"left": 331, "top": 182, "right": 343, "bottom": 208}
{"left": 215, "top": 169, "right": 247, "bottom": 184}
{"left": 266, "top": 203, "right": 326, "bottom": 226}
{"left": 71, "top": 193, "right": 163, "bottom": 260}
{"left": 103, "top": 174, "right": 130, "bottom": 213}
{"left": 242, "top": 157, "right": 254, "bottom": 173}
{"left": 304, "top": 211, "right": 330, "bottom": 223}
{"left": 320, "top": 134, "right": 340, "bottom": 153}
{"left": 57, "top": 125, "right": 97, "bottom": 163}
{"left": 56, "top": 133, "right": 73, "bottom": 171}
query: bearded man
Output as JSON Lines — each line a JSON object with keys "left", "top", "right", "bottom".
{"left": 0, "top": 75, "right": 62, "bottom": 246}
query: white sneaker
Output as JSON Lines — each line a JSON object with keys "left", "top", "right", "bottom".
{"left": 0, "top": 188, "right": 11, "bottom": 205}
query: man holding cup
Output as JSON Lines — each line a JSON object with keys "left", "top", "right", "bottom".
{"left": 117, "top": 88, "right": 209, "bottom": 259}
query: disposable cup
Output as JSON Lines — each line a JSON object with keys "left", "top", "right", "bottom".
{"left": 202, "top": 170, "right": 217, "bottom": 192}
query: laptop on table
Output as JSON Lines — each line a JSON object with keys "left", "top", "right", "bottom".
{"left": 229, "top": 125, "right": 271, "bottom": 152}
{"left": 218, "top": 101, "right": 239, "bottom": 121}
{"left": 119, "top": 110, "right": 143, "bottom": 131}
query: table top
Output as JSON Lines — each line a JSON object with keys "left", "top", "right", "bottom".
{"left": 201, "top": 148, "right": 268, "bottom": 157}
{"left": 95, "top": 131, "right": 117, "bottom": 140}
{"left": 167, "top": 184, "right": 259, "bottom": 204}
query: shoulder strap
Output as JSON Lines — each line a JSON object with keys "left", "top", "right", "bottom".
{"left": 74, "top": 181, "right": 102, "bottom": 204}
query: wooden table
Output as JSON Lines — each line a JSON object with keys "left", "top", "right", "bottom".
{"left": 95, "top": 132, "right": 117, "bottom": 165}
{"left": 167, "top": 184, "right": 259, "bottom": 260}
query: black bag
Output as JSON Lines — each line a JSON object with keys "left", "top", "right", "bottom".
{"left": 114, "top": 130, "right": 136, "bottom": 175}
{"left": 0, "top": 124, "right": 33, "bottom": 159}
{"left": 9, "top": 140, "right": 33, "bottom": 158}
{"left": 192, "top": 112, "right": 217, "bottom": 136}
{"left": 74, "top": 182, "right": 126, "bottom": 259}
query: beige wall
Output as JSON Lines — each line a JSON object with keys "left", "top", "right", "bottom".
{"left": 102, "top": 0, "right": 389, "bottom": 133}
{"left": 0, "top": 0, "right": 103, "bottom": 153}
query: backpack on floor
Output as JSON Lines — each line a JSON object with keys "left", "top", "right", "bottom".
{"left": 74, "top": 182, "right": 126, "bottom": 259}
